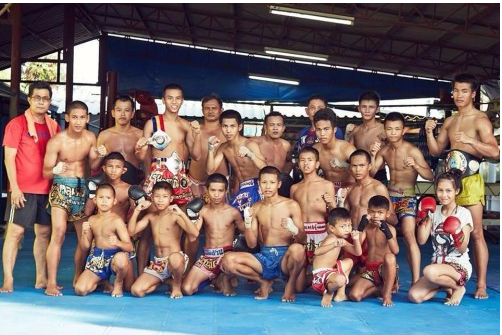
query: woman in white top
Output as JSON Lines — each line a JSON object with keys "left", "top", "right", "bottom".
{"left": 408, "top": 170, "right": 473, "bottom": 306}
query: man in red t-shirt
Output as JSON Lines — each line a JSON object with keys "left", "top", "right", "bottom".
{"left": 0, "top": 81, "right": 60, "bottom": 292}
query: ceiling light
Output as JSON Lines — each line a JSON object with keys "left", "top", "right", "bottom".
{"left": 269, "top": 5, "right": 354, "bottom": 26}
{"left": 248, "top": 73, "right": 300, "bottom": 86}
{"left": 264, "top": 47, "right": 328, "bottom": 61}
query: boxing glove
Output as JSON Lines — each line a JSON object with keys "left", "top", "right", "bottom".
{"left": 417, "top": 196, "right": 437, "bottom": 226}
{"left": 357, "top": 215, "right": 369, "bottom": 232}
{"left": 87, "top": 173, "right": 106, "bottom": 198}
{"left": 378, "top": 221, "right": 393, "bottom": 240}
{"left": 186, "top": 197, "right": 204, "bottom": 223}
{"left": 128, "top": 185, "right": 147, "bottom": 205}
{"left": 443, "top": 216, "right": 464, "bottom": 248}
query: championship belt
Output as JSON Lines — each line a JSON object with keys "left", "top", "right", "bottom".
{"left": 445, "top": 149, "right": 481, "bottom": 178}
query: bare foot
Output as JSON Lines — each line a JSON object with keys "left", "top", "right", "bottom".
{"left": 333, "top": 293, "right": 348, "bottom": 302}
{"left": 223, "top": 289, "right": 237, "bottom": 297}
{"left": 445, "top": 286, "right": 466, "bottom": 306}
{"left": 102, "top": 281, "right": 114, "bottom": 294}
{"left": 111, "top": 287, "right": 123, "bottom": 298}
{"left": 255, "top": 281, "right": 273, "bottom": 300}
{"left": 445, "top": 288, "right": 453, "bottom": 301}
{"left": 281, "top": 282, "right": 296, "bottom": 303}
{"left": 321, "top": 292, "right": 335, "bottom": 307}
{"left": 254, "top": 285, "right": 273, "bottom": 295}
{"left": 230, "top": 277, "right": 238, "bottom": 287}
{"left": 0, "top": 284, "right": 13, "bottom": 293}
{"left": 382, "top": 296, "right": 394, "bottom": 307}
{"left": 45, "top": 284, "right": 63, "bottom": 296}
{"left": 170, "top": 289, "right": 183, "bottom": 299}
{"left": 221, "top": 276, "right": 236, "bottom": 296}
{"left": 474, "top": 287, "right": 489, "bottom": 299}
{"left": 35, "top": 283, "right": 63, "bottom": 290}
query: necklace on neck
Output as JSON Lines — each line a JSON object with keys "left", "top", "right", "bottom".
{"left": 443, "top": 205, "right": 457, "bottom": 217}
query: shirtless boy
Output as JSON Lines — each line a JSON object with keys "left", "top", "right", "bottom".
{"left": 347, "top": 91, "right": 387, "bottom": 183}
{"left": 128, "top": 181, "right": 199, "bottom": 298}
{"left": 290, "top": 147, "right": 336, "bottom": 291}
{"left": 312, "top": 208, "right": 361, "bottom": 307}
{"left": 425, "top": 72, "right": 499, "bottom": 299}
{"left": 221, "top": 166, "right": 306, "bottom": 302}
{"left": 344, "top": 150, "right": 397, "bottom": 277}
{"left": 349, "top": 195, "right": 399, "bottom": 307}
{"left": 185, "top": 94, "right": 229, "bottom": 268}
{"left": 75, "top": 152, "right": 135, "bottom": 286}
{"left": 43, "top": 100, "right": 104, "bottom": 296}
{"left": 74, "top": 184, "right": 134, "bottom": 297}
{"left": 252, "top": 111, "right": 294, "bottom": 197}
{"left": 346, "top": 150, "right": 396, "bottom": 228}
{"left": 135, "top": 83, "right": 201, "bottom": 273}
{"left": 182, "top": 173, "right": 244, "bottom": 296}
{"left": 313, "top": 108, "right": 357, "bottom": 193}
{"left": 97, "top": 95, "right": 144, "bottom": 185}
{"left": 207, "top": 109, "right": 267, "bottom": 215}
{"left": 370, "top": 112, "right": 433, "bottom": 284}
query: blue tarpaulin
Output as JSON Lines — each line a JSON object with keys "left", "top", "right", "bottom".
{"left": 106, "top": 36, "right": 451, "bottom": 102}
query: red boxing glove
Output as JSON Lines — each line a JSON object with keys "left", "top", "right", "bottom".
{"left": 443, "top": 216, "right": 464, "bottom": 248}
{"left": 417, "top": 197, "right": 436, "bottom": 226}
{"left": 416, "top": 210, "right": 428, "bottom": 226}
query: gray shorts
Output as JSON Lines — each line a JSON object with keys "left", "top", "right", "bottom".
{"left": 4, "top": 193, "right": 51, "bottom": 228}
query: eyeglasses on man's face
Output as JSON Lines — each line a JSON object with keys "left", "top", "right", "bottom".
{"left": 30, "top": 95, "right": 51, "bottom": 103}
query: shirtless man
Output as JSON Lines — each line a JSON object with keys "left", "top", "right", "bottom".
{"left": 252, "top": 111, "right": 294, "bottom": 197}
{"left": 97, "top": 95, "right": 144, "bottom": 185}
{"left": 296, "top": 95, "right": 344, "bottom": 153}
{"left": 370, "top": 112, "right": 433, "bottom": 285}
{"left": 43, "top": 101, "right": 104, "bottom": 296}
{"left": 135, "top": 83, "right": 202, "bottom": 204}
{"left": 135, "top": 83, "right": 202, "bottom": 273}
{"left": 347, "top": 91, "right": 387, "bottom": 183}
{"left": 182, "top": 173, "right": 244, "bottom": 296}
{"left": 425, "top": 72, "right": 499, "bottom": 299}
{"left": 344, "top": 150, "right": 397, "bottom": 277}
{"left": 207, "top": 109, "right": 266, "bottom": 216}
{"left": 220, "top": 166, "right": 306, "bottom": 302}
{"left": 346, "top": 150, "right": 396, "bottom": 228}
{"left": 187, "top": 94, "right": 229, "bottom": 199}
{"left": 290, "top": 147, "right": 336, "bottom": 291}
{"left": 313, "top": 108, "right": 357, "bottom": 193}
{"left": 293, "top": 95, "right": 343, "bottom": 182}
{"left": 184, "top": 95, "right": 229, "bottom": 268}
